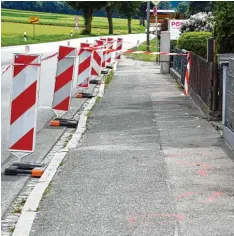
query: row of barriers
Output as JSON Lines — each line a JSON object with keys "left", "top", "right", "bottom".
{"left": 4, "top": 37, "right": 190, "bottom": 177}
{"left": 4, "top": 37, "right": 124, "bottom": 177}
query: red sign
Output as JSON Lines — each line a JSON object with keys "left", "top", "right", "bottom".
{"left": 153, "top": 6, "right": 157, "bottom": 16}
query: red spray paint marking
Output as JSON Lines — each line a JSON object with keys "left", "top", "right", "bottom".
{"left": 197, "top": 169, "right": 207, "bottom": 177}
{"left": 176, "top": 161, "right": 211, "bottom": 169}
{"left": 128, "top": 213, "right": 184, "bottom": 226}
{"left": 166, "top": 152, "right": 213, "bottom": 158}
{"left": 176, "top": 161, "right": 211, "bottom": 177}
{"left": 176, "top": 192, "right": 194, "bottom": 200}
{"left": 208, "top": 192, "right": 221, "bottom": 202}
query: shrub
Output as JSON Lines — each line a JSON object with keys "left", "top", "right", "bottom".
{"left": 176, "top": 31, "right": 212, "bottom": 57}
{"left": 180, "top": 12, "right": 214, "bottom": 33}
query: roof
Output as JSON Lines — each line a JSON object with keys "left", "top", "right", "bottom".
{"left": 149, "top": 9, "right": 176, "bottom": 13}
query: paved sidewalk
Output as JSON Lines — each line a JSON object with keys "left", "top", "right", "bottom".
{"left": 30, "top": 58, "right": 234, "bottom": 236}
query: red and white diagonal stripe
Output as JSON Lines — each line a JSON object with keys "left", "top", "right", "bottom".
{"left": 95, "top": 40, "right": 104, "bottom": 47}
{"left": 116, "top": 38, "right": 123, "bottom": 60}
{"left": 91, "top": 49, "right": 103, "bottom": 78}
{"left": 184, "top": 52, "right": 191, "bottom": 96}
{"left": 77, "top": 48, "right": 93, "bottom": 88}
{"left": 52, "top": 46, "right": 76, "bottom": 112}
{"left": 105, "top": 38, "right": 114, "bottom": 64}
{"left": 8, "top": 54, "right": 41, "bottom": 152}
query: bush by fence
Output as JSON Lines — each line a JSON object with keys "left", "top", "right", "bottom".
{"left": 176, "top": 32, "right": 212, "bottom": 58}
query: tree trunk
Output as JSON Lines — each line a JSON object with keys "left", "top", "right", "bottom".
{"left": 107, "top": 12, "right": 113, "bottom": 34}
{"left": 106, "top": 5, "right": 115, "bottom": 34}
{"left": 128, "top": 17, "right": 132, "bottom": 33}
{"left": 83, "top": 7, "right": 93, "bottom": 34}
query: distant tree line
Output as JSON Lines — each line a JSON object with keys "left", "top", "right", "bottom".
{"left": 1, "top": 1, "right": 78, "bottom": 14}
{"left": 1, "top": 1, "right": 185, "bottom": 17}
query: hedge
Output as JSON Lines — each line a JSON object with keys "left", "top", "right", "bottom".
{"left": 176, "top": 31, "right": 212, "bottom": 58}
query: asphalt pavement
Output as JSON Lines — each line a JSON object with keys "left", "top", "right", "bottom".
{"left": 29, "top": 58, "right": 234, "bottom": 236}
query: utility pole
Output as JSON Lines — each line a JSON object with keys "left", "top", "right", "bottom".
{"left": 146, "top": 1, "right": 150, "bottom": 52}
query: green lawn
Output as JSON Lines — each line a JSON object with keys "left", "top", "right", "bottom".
{"left": 125, "top": 38, "right": 160, "bottom": 62}
{"left": 1, "top": 8, "right": 145, "bottom": 46}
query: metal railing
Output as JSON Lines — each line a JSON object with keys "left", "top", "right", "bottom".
{"left": 171, "top": 48, "right": 187, "bottom": 85}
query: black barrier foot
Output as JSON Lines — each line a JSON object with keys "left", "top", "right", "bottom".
{"left": 101, "top": 70, "right": 108, "bottom": 75}
{"left": 90, "top": 79, "right": 102, "bottom": 85}
{"left": 76, "top": 92, "right": 94, "bottom": 99}
{"left": 50, "top": 118, "right": 77, "bottom": 128}
{"left": 12, "top": 162, "right": 44, "bottom": 170}
{"left": 106, "top": 65, "right": 113, "bottom": 69}
{"left": 5, "top": 165, "right": 45, "bottom": 177}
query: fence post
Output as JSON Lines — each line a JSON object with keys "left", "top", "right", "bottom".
{"left": 212, "top": 63, "right": 218, "bottom": 111}
{"left": 207, "top": 38, "right": 215, "bottom": 62}
{"left": 222, "top": 65, "right": 227, "bottom": 125}
{"left": 208, "top": 62, "right": 213, "bottom": 110}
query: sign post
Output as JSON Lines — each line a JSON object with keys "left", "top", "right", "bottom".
{"left": 75, "top": 16, "right": 79, "bottom": 30}
{"left": 29, "top": 16, "right": 39, "bottom": 38}
{"left": 153, "top": 6, "right": 158, "bottom": 61}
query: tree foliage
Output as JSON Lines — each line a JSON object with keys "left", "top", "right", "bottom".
{"left": 188, "top": 1, "right": 212, "bottom": 16}
{"left": 213, "top": 2, "right": 234, "bottom": 53}
{"left": 180, "top": 12, "right": 214, "bottom": 33}
{"left": 177, "top": 2, "right": 189, "bottom": 15}
{"left": 158, "top": 1, "right": 172, "bottom": 10}
{"left": 117, "top": 1, "right": 142, "bottom": 33}
{"left": 67, "top": 1, "right": 107, "bottom": 34}
{"left": 1, "top": 1, "right": 77, "bottom": 14}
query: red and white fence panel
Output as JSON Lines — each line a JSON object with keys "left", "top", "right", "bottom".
{"left": 77, "top": 47, "right": 93, "bottom": 88}
{"left": 8, "top": 54, "right": 41, "bottom": 153}
{"left": 116, "top": 38, "right": 123, "bottom": 60}
{"left": 52, "top": 46, "right": 76, "bottom": 113}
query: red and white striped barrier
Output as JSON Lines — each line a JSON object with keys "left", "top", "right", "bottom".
{"left": 77, "top": 47, "right": 93, "bottom": 88}
{"left": 184, "top": 52, "right": 191, "bottom": 96}
{"left": 8, "top": 54, "right": 41, "bottom": 152}
{"left": 91, "top": 49, "right": 104, "bottom": 79}
{"left": 52, "top": 46, "right": 76, "bottom": 113}
{"left": 99, "top": 38, "right": 107, "bottom": 68}
{"left": 105, "top": 38, "right": 114, "bottom": 65}
{"left": 80, "top": 43, "right": 90, "bottom": 48}
{"left": 95, "top": 40, "right": 105, "bottom": 48}
{"left": 79, "top": 43, "right": 103, "bottom": 79}
{"left": 116, "top": 38, "right": 123, "bottom": 60}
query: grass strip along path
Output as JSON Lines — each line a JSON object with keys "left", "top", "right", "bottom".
{"left": 125, "top": 38, "right": 160, "bottom": 62}
{"left": 1, "top": 8, "right": 145, "bottom": 46}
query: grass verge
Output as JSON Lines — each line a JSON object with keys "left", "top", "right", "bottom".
{"left": 125, "top": 38, "right": 159, "bottom": 62}
{"left": 42, "top": 183, "right": 52, "bottom": 199}
{"left": 1, "top": 8, "right": 145, "bottom": 46}
{"left": 104, "top": 70, "right": 114, "bottom": 85}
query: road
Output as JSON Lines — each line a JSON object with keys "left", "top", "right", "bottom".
{"left": 1, "top": 34, "right": 154, "bottom": 217}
